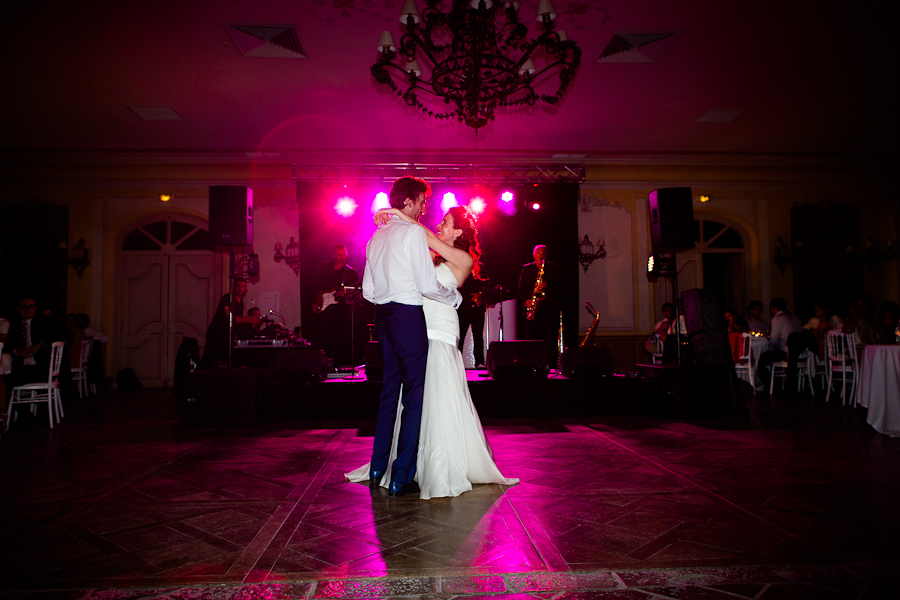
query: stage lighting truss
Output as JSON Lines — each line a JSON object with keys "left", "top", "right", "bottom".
{"left": 647, "top": 252, "right": 675, "bottom": 277}
{"left": 292, "top": 163, "right": 585, "bottom": 185}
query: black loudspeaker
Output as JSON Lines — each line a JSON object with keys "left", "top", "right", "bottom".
{"left": 273, "top": 347, "right": 327, "bottom": 381}
{"left": 649, "top": 187, "right": 694, "bottom": 249}
{"left": 559, "top": 345, "right": 613, "bottom": 378}
{"left": 209, "top": 186, "right": 253, "bottom": 247}
{"left": 364, "top": 341, "right": 383, "bottom": 382}
{"left": 181, "top": 370, "right": 261, "bottom": 426}
{"left": 487, "top": 340, "right": 549, "bottom": 380}
{"left": 681, "top": 288, "right": 732, "bottom": 368}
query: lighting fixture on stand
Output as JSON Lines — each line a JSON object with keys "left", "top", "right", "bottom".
{"left": 578, "top": 234, "right": 606, "bottom": 272}
{"left": 373, "top": 0, "right": 581, "bottom": 133}
{"left": 274, "top": 237, "right": 301, "bottom": 276}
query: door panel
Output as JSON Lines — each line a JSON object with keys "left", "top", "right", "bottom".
{"left": 167, "top": 254, "right": 217, "bottom": 384}
{"left": 120, "top": 255, "right": 166, "bottom": 387}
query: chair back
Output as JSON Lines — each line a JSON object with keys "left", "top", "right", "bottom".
{"left": 825, "top": 331, "right": 857, "bottom": 371}
{"left": 739, "top": 333, "right": 752, "bottom": 363}
{"left": 79, "top": 339, "right": 93, "bottom": 369}
{"left": 49, "top": 341, "right": 66, "bottom": 382}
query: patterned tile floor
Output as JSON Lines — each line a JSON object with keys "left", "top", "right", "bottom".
{"left": 1, "top": 386, "right": 899, "bottom": 599}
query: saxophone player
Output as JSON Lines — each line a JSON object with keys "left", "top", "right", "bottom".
{"left": 517, "top": 244, "right": 560, "bottom": 363}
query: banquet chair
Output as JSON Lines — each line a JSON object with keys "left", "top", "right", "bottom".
{"left": 71, "top": 339, "right": 95, "bottom": 398}
{"left": 769, "top": 350, "right": 814, "bottom": 395}
{"left": 8, "top": 341, "right": 66, "bottom": 430}
{"left": 824, "top": 331, "right": 858, "bottom": 405}
{"left": 734, "top": 333, "right": 755, "bottom": 389}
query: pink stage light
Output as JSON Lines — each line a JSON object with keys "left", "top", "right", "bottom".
{"left": 441, "top": 192, "right": 458, "bottom": 214}
{"left": 371, "top": 192, "right": 390, "bottom": 213}
{"left": 335, "top": 196, "right": 358, "bottom": 217}
{"left": 469, "top": 196, "right": 486, "bottom": 214}
{"left": 531, "top": 202, "right": 541, "bottom": 210}
{"left": 501, "top": 191, "right": 514, "bottom": 202}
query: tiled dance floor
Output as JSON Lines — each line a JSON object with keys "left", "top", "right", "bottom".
{"left": 1, "top": 387, "right": 899, "bottom": 599}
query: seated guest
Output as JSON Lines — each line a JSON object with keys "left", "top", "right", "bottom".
{"left": 78, "top": 314, "right": 109, "bottom": 344}
{"left": 877, "top": 302, "right": 899, "bottom": 344}
{"left": 725, "top": 308, "right": 750, "bottom": 363}
{"left": 842, "top": 294, "right": 883, "bottom": 345}
{"left": 654, "top": 302, "right": 687, "bottom": 363}
{"left": 756, "top": 297, "right": 802, "bottom": 391}
{"left": 807, "top": 304, "right": 842, "bottom": 357}
{"left": 745, "top": 300, "right": 770, "bottom": 334}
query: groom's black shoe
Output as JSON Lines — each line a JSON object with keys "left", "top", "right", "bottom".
{"left": 388, "top": 480, "right": 420, "bottom": 498}
{"left": 369, "top": 470, "right": 384, "bottom": 485}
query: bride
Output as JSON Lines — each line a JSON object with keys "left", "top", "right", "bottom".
{"left": 346, "top": 205, "right": 518, "bottom": 499}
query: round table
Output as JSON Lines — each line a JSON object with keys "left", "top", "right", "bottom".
{"left": 857, "top": 345, "right": 900, "bottom": 437}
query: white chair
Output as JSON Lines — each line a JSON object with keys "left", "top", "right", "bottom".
{"left": 769, "top": 350, "right": 814, "bottom": 395}
{"left": 734, "top": 333, "right": 755, "bottom": 389}
{"left": 824, "top": 331, "right": 858, "bottom": 405}
{"left": 71, "top": 339, "right": 95, "bottom": 398}
{"left": 8, "top": 341, "right": 66, "bottom": 429}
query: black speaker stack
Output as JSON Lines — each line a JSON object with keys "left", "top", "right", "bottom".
{"left": 209, "top": 185, "right": 253, "bottom": 247}
{"left": 649, "top": 187, "right": 694, "bottom": 250}
{"left": 486, "top": 340, "right": 549, "bottom": 380}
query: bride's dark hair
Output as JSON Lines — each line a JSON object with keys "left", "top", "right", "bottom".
{"left": 435, "top": 206, "right": 483, "bottom": 280}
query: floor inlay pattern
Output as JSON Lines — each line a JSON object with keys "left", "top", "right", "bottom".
{"left": 1, "top": 389, "right": 898, "bottom": 598}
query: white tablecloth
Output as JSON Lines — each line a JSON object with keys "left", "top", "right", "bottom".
{"left": 857, "top": 345, "right": 900, "bottom": 437}
{"left": 749, "top": 336, "right": 768, "bottom": 388}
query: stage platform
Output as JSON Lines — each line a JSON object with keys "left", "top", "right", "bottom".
{"left": 217, "top": 366, "right": 659, "bottom": 424}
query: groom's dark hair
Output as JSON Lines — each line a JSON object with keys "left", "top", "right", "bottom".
{"left": 389, "top": 176, "right": 431, "bottom": 210}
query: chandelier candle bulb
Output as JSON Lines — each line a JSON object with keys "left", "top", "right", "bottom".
{"left": 399, "top": 0, "right": 421, "bottom": 24}
{"left": 378, "top": 31, "right": 397, "bottom": 52}
{"left": 519, "top": 58, "right": 536, "bottom": 76}
{"left": 537, "top": 0, "right": 557, "bottom": 21}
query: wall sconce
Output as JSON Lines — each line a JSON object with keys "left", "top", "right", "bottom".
{"left": 773, "top": 237, "right": 791, "bottom": 274}
{"left": 274, "top": 237, "right": 301, "bottom": 276}
{"left": 698, "top": 195, "right": 710, "bottom": 203}
{"left": 864, "top": 237, "right": 899, "bottom": 271}
{"left": 67, "top": 238, "right": 91, "bottom": 278}
{"left": 578, "top": 234, "right": 607, "bottom": 272}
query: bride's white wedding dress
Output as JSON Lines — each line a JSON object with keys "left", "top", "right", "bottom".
{"left": 346, "top": 263, "right": 518, "bottom": 499}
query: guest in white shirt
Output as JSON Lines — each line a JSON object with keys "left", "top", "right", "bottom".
{"left": 757, "top": 298, "right": 802, "bottom": 390}
{"left": 362, "top": 176, "right": 462, "bottom": 498}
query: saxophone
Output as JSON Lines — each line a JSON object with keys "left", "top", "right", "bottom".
{"left": 580, "top": 301, "right": 601, "bottom": 347}
{"left": 525, "top": 260, "right": 545, "bottom": 321}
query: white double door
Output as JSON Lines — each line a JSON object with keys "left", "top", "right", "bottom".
{"left": 119, "top": 252, "right": 220, "bottom": 387}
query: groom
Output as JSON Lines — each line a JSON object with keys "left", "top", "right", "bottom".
{"left": 362, "top": 176, "right": 461, "bottom": 497}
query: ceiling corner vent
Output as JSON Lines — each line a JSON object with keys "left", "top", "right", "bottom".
{"left": 597, "top": 33, "right": 675, "bottom": 63}
{"left": 226, "top": 25, "right": 306, "bottom": 58}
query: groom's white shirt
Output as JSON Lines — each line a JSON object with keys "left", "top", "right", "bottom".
{"left": 363, "top": 218, "right": 462, "bottom": 308}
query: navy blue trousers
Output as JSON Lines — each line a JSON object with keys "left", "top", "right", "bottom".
{"left": 371, "top": 302, "right": 428, "bottom": 484}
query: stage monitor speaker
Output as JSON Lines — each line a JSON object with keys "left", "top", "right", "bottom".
{"left": 273, "top": 347, "right": 327, "bottom": 381}
{"left": 559, "top": 345, "right": 612, "bottom": 378}
{"left": 181, "top": 370, "right": 260, "bottom": 426}
{"left": 209, "top": 186, "right": 253, "bottom": 247}
{"left": 487, "top": 340, "right": 549, "bottom": 380}
{"left": 649, "top": 187, "right": 694, "bottom": 249}
{"left": 364, "top": 341, "right": 383, "bottom": 382}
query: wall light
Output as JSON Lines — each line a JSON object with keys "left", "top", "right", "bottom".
{"left": 698, "top": 195, "right": 710, "bottom": 203}
{"left": 159, "top": 194, "right": 171, "bottom": 202}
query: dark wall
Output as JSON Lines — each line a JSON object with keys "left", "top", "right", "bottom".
{"left": 791, "top": 204, "right": 861, "bottom": 319}
{"left": 0, "top": 199, "right": 69, "bottom": 320}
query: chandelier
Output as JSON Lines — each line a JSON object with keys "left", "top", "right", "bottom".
{"left": 373, "top": 0, "right": 581, "bottom": 133}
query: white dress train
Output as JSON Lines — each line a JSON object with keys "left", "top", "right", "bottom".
{"left": 346, "top": 263, "right": 518, "bottom": 499}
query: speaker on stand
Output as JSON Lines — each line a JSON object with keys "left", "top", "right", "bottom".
{"left": 209, "top": 186, "right": 254, "bottom": 370}
{"left": 649, "top": 187, "right": 694, "bottom": 364}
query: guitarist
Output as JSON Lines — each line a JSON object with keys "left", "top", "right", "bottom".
{"left": 650, "top": 302, "right": 687, "bottom": 363}
{"left": 312, "top": 244, "right": 359, "bottom": 368}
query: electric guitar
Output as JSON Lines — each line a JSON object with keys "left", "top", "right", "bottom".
{"left": 314, "top": 284, "right": 359, "bottom": 313}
